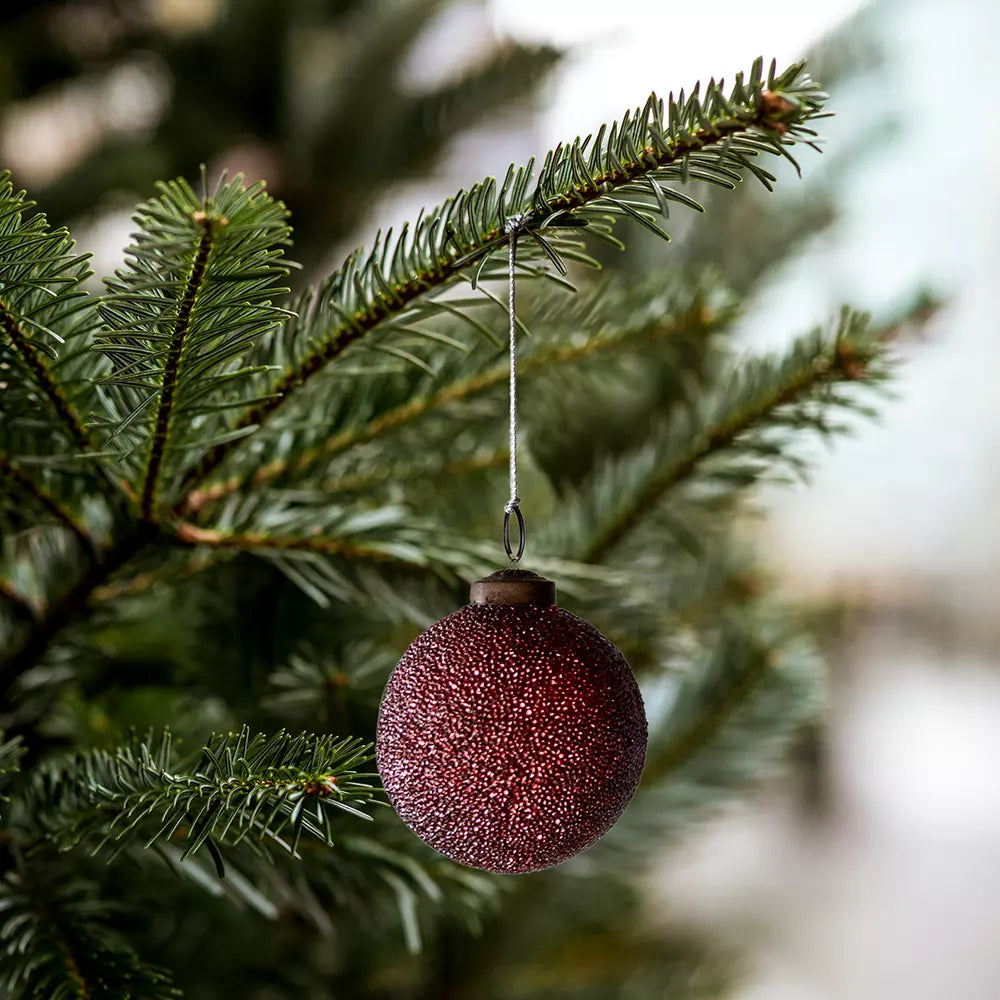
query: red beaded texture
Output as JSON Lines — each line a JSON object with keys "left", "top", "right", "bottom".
{"left": 376, "top": 603, "right": 647, "bottom": 874}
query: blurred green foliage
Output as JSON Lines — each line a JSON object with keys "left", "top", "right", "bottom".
{"left": 0, "top": 0, "right": 560, "bottom": 270}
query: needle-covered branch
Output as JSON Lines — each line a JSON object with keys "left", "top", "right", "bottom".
{"left": 0, "top": 172, "right": 120, "bottom": 548}
{"left": 0, "top": 454, "right": 94, "bottom": 555}
{"left": 174, "top": 523, "right": 438, "bottom": 566}
{"left": 0, "top": 172, "right": 99, "bottom": 460}
{"left": 541, "top": 308, "right": 893, "bottom": 565}
{"left": 0, "top": 869, "right": 179, "bottom": 1000}
{"left": 0, "top": 731, "right": 24, "bottom": 801}
{"left": 171, "top": 516, "right": 491, "bottom": 609}
{"left": 178, "top": 58, "right": 827, "bottom": 493}
{"left": 0, "top": 534, "right": 143, "bottom": 703}
{"left": 183, "top": 273, "right": 733, "bottom": 511}
{"left": 96, "top": 174, "right": 291, "bottom": 515}
{"left": 20, "top": 728, "right": 378, "bottom": 866}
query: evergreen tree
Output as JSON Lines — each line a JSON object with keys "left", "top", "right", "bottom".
{"left": 0, "top": 44, "right": 927, "bottom": 999}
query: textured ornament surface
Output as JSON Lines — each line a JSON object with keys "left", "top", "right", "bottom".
{"left": 376, "top": 604, "right": 647, "bottom": 874}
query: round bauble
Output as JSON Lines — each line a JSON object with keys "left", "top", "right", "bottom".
{"left": 376, "top": 569, "right": 647, "bottom": 874}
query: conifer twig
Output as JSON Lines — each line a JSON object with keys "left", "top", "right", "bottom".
{"left": 0, "top": 453, "right": 95, "bottom": 557}
{"left": 139, "top": 213, "right": 218, "bottom": 522}
{"left": 642, "top": 642, "right": 774, "bottom": 785}
{"left": 584, "top": 319, "right": 880, "bottom": 563}
{"left": 173, "top": 523, "right": 418, "bottom": 566}
{"left": 175, "top": 61, "right": 824, "bottom": 498}
{"left": 182, "top": 301, "right": 725, "bottom": 511}
{"left": 0, "top": 303, "right": 93, "bottom": 457}
{"left": 0, "top": 869, "right": 179, "bottom": 1000}
{"left": 97, "top": 175, "right": 290, "bottom": 511}
{"left": 26, "top": 728, "right": 377, "bottom": 861}
{"left": 324, "top": 447, "right": 512, "bottom": 497}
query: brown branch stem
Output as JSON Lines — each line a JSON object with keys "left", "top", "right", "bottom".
{"left": 0, "top": 578, "right": 35, "bottom": 623}
{"left": 173, "top": 523, "right": 405, "bottom": 565}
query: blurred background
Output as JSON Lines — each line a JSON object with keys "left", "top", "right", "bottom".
{"left": 2, "top": 0, "right": 998, "bottom": 996}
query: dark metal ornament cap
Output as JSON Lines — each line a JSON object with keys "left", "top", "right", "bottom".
{"left": 469, "top": 569, "right": 556, "bottom": 606}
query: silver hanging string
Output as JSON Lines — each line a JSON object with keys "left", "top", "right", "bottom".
{"left": 503, "top": 213, "right": 526, "bottom": 564}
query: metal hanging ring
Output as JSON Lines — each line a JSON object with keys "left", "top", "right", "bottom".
{"left": 503, "top": 505, "right": 526, "bottom": 564}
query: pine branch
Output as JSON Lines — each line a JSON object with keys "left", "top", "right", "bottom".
{"left": 0, "top": 172, "right": 97, "bottom": 458}
{"left": 256, "top": 828, "right": 505, "bottom": 954}
{"left": 0, "top": 239, "right": 721, "bottom": 690}
{"left": 575, "top": 309, "right": 890, "bottom": 564}
{"left": 322, "top": 447, "right": 512, "bottom": 500}
{"left": 650, "top": 623, "right": 822, "bottom": 809}
{"left": 23, "top": 728, "right": 377, "bottom": 865}
{"left": 0, "top": 426, "right": 484, "bottom": 687}
{"left": 138, "top": 213, "right": 216, "bottom": 522}
{"left": 589, "top": 619, "right": 823, "bottom": 868}
{"left": 100, "top": 446, "right": 511, "bottom": 604}
{"left": 183, "top": 285, "right": 727, "bottom": 510}
{"left": 644, "top": 634, "right": 776, "bottom": 785}
{"left": 176, "top": 58, "right": 827, "bottom": 495}
{"left": 170, "top": 521, "right": 488, "bottom": 610}
{"left": 412, "top": 42, "right": 562, "bottom": 150}
{"left": 0, "top": 454, "right": 94, "bottom": 556}
{"left": 97, "top": 174, "right": 291, "bottom": 513}
{"left": 0, "top": 535, "right": 144, "bottom": 704}
{"left": 267, "top": 642, "right": 397, "bottom": 729}
{"left": 0, "top": 732, "right": 24, "bottom": 800}
{"left": 0, "top": 308, "right": 91, "bottom": 457}
{"left": 173, "top": 523, "right": 422, "bottom": 565}
{"left": 0, "top": 869, "right": 179, "bottom": 1000}
{"left": 90, "top": 548, "right": 225, "bottom": 605}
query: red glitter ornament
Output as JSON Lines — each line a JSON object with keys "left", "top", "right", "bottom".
{"left": 376, "top": 570, "right": 647, "bottom": 874}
